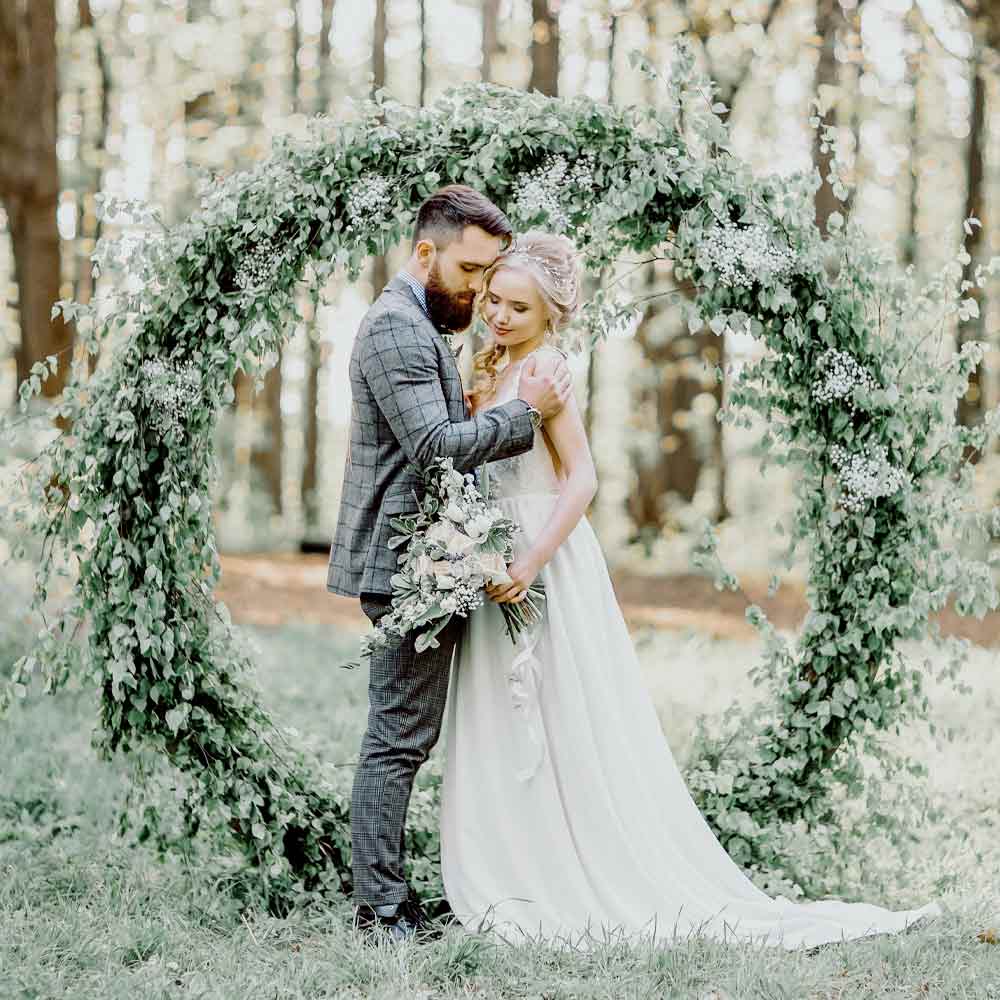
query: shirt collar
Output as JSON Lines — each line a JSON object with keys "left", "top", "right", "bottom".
{"left": 397, "top": 270, "right": 428, "bottom": 316}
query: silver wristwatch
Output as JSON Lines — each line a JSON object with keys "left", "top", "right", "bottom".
{"left": 525, "top": 404, "right": 543, "bottom": 430}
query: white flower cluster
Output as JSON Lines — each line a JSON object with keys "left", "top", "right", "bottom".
{"left": 696, "top": 220, "right": 796, "bottom": 288}
{"left": 344, "top": 173, "right": 393, "bottom": 235}
{"left": 234, "top": 237, "right": 288, "bottom": 293}
{"left": 354, "top": 458, "right": 544, "bottom": 662}
{"left": 510, "top": 152, "right": 597, "bottom": 233}
{"left": 829, "top": 442, "right": 908, "bottom": 514}
{"left": 812, "top": 349, "right": 880, "bottom": 411}
{"left": 140, "top": 358, "right": 201, "bottom": 437}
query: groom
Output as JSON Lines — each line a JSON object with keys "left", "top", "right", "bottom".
{"left": 326, "top": 185, "right": 572, "bottom": 942}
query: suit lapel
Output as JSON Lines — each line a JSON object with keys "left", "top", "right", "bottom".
{"left": 382, "top": 276, "right": 466, "bottom": 418}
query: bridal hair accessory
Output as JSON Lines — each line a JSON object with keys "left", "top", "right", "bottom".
{"left": 503, "top": 245, "right": 578, "bottom": 298}
{"left": 495, "top": 231, "right": 582, "bottom": 332}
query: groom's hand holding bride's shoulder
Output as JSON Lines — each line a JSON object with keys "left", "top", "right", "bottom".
{"left": 516, "top": 353, "right": 573, "bottom": 420}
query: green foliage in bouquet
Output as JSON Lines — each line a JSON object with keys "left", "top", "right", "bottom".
{"left": 2, "top": 36, "right": 998, "bottom": 911}
{"left": 344, "top": 457, "right": 544, "bottom": 666}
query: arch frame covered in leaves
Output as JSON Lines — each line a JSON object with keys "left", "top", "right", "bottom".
{"left": 5, "top": 45, "right": 998, "bottom": 912}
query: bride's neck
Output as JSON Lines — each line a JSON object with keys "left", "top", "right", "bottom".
{"left": 505, "top": 333, "right": 546, "bottom": 363}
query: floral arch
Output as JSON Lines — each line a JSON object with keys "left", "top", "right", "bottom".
{"left": 4, "top": 44, "right": 997, "bottom": 913}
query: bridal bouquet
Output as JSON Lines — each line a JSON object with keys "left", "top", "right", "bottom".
{"left": 345, "top": 458, "right": 546, "bottom": 668}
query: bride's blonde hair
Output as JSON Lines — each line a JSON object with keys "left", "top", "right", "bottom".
{"left": 468, "top": 231, "right": 581, "bottom": 404}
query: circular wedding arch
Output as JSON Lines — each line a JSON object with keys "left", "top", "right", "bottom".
{"left": 7, "top": 46, "right": 996, "bottom": 914}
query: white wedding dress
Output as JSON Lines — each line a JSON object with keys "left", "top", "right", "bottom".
{"left": 439, "top": 346, "right": 942, "bottom": 951}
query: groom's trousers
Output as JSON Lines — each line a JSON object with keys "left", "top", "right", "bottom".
{"left": 351, "top": 592, "right": 464, "bottom": 908}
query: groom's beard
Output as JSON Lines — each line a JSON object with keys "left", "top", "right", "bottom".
{"left": 425, "top": 261, "right": 476, "bottom": 332}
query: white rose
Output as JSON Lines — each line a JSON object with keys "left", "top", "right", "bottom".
{"left": 464, "top": 515, "right": 491, "bottom": 542}
{"left": 483, "top": 553, "right": 510, "bottom": 583}
{"left": 443, "top": 502, "right": 466, "bottom": 523}
{"left": 445, "top": 531, "right": 478, "bottom": 557}
{"left": 411, "top": 554, "right": 433, "bottom": 579}
{"left": 426, "top": 521, "right": 454, "bottom": 544}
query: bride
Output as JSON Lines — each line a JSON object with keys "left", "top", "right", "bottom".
{"left": 437, "top": 230, "right": 942, "bottom": 951}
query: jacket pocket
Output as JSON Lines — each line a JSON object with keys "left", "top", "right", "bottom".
{"left": 381, "top": 489, "right": 421, "bottom": 514}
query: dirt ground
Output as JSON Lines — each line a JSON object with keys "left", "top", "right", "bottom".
{"left": 215, "top": 552, "right": 1000, "bottom": 647}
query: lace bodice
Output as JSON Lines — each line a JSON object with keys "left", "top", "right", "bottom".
{"left": 479, "top": 347, "right": 564, "bottom": 500}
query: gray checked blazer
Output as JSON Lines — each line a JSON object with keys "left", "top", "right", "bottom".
{"left": 326, "top": 274, "right": 537, "bottom": 598}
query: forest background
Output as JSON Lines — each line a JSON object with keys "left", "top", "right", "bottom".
{"left": 3, "top": 3, "right": 1000, "bottom": 996}
{"left": 2, "top": 0, "right": 999, "bottom": 618}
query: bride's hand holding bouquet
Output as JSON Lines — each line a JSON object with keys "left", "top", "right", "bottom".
{"left": 343, "top": 457, "right": 545, "bottom": 669}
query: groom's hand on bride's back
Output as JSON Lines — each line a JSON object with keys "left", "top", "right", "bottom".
{"left": 518, "top": 355, "right": 572, "bottom": 419}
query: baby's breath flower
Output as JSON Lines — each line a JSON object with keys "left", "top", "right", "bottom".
{"left": 812, "top": 349, "right": 880, "bottom": 411}
{"left": 697, "top": 220, "right": 796, "bottom": 288}
{"left": 510, "top": 153, "right": 597, "bottom": 234}
{"left": 140, "top": 359, "right": 201, "bottom": 437}
{"left": 234, "top": 237, "right": 288, "bottom": 293}
{"left": 344, "top": 173, "right": 393, "bottom": 235}
{"left": 829, "top": 442, "right": 908, "bottom": 514}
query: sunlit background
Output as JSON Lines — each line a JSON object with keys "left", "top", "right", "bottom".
{"left": 1, "top": 0, "right": 997, "bottom": 576}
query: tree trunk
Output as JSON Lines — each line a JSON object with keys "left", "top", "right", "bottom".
{"left": 0, "top": 0, "right": 72, "bottom": 401}
{"left": 643, "top": 0, "right": 794, "bottom": 526}
{"left": 418, "top": 0, "right": 427, "bottom": 106}
{"left": 956, "top": 49, "right": 986, "bottom": 457}
{"left": 628, "top": 299, "right": 721, "bottom": 533}
{"left": 75, "top": 0, "right": 110, "bottom": 377}
{"left": 481, "top": 0, "right": 501, "bottom": 84}
{"left": 301, "top": 0, "right": 335, "bottom": 538}
{"left": 529, "top": 0, "right": 559, "bottom": 96}
{"left": 300, "top": 331, "right": 321, "bottom": 539}
{"left": 627, "top": 4, "right": 730, "bottom": 535}
{"left": 317, "top": 0, "right": 335, "bottom": 112}
{"left": 370, "top": 0, "right": 388, "bottom": 297}
{"left": 584, "top": 9, "right": 617, "bottom": 447}
{"left": 245, "top": 0, "right": 303, "bottom": 516}
{"left": 250, "top": 349, "right": 284, "bottom": 516}
{"left": 901, "top": 11, "right": 920, "bottom": 269}
{"left": 812, "top": 0, "right": 841, "bottom": 236}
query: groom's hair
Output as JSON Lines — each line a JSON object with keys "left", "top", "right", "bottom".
{"left": 412, "top": 185, "right": 512, "bottom": 250}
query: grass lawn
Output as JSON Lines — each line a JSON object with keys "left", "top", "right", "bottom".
{"left": 2, "top": 621, "right": 999, "bottom": 999}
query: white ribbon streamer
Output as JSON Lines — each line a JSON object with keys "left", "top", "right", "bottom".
{"left": 506, "top": 624, "right": 546, "bottom": 782}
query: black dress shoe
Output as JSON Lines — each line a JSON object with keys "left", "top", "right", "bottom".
{"left": 352, "top": 898, "right": 441, "bottom": 944}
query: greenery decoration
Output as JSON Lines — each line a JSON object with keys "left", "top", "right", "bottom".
{"left": 3, "top": 39, "right": 998, "bottom": 914}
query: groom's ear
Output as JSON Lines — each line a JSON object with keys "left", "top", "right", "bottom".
{"left": 414, "top": 238, "right": 436, "bottom": 269}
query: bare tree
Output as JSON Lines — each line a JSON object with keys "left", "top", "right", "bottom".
{"left": 419, "top": 0, "right": 427, "bottom": 105}
{"left": 626, "top": 0, "right": 792, "bottom": 535}
{"left": 481, "top": 0, "right": 502, "bottom": 84}
{"left": 74, "top": 0, "right": 111, "bottom": 377}
{"left": 301, "top": 0, "right": 336, "bottom": 541}
{"left": 318, "top": 0, "right": 335, "bottom": 111}
{"left": 370, "top": 0, "right": 389, "bottom": 297}
{"left": 584, "top": 8, "right": 618, "bottom": 447}
{"left": 0, "top": 0, "right": 72, "bottom": 401}
{"left": 901, "top": 5, "right": 923, "bottom": 269}
{"left": 529, "top": 0, "right": 559, "bottom": 96}
{"left": 955, "top": 0, "right": 999, "bottom": 455}
{"left": 812, "top": 0, "right": 844, "bottom": 236}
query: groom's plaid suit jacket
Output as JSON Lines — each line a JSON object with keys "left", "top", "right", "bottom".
{"left": 326, "top": 274, "right": 537, "bottom": 598}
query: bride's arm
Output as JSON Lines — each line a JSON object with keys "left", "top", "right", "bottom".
{"left": 487, "top": 379, "right": 597, "bottom": 604}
